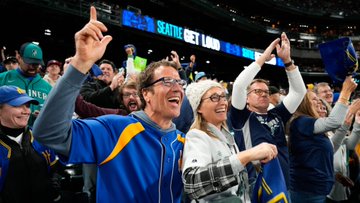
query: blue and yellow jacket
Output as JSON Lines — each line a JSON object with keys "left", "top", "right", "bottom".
{"left": 0, "top": 128, "right": 57, "bottom": 192}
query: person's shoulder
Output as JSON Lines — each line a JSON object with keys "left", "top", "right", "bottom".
{"left": 0, "top": 70, "right": 8, "bottom": 78}
{"left": 35, "top": 76, "right": 53, "bottom": 89}
{"left": 0, "top": 69, "right": 14, "bottom": 77}
{"left": 186, "top": 128, "right": 208, "bottom": 138}
{"left": 97, "top": 114, "right": 140, "bottom": 126}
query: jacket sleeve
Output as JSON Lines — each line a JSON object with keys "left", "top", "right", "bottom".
{"left": 314, "top": 102, "right": 348, "bottom": 134}
{"left": 33, "top": 65, "right": 87, "bottom": 156}
{"left": 282, "top": 66, "right": 307, "bottom": 113}
{"left": 80, "top": 81, "right": 116, "bottom": 106}
{"left": 75, "top": 95, "right": 127, "bottom": 118}
{"left": 232, "top": 62, "right": 261, "bottom": 110}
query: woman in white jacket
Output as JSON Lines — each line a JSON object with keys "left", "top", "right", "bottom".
{"left": 182, "top": 80, "right": 278, "bottom": 203}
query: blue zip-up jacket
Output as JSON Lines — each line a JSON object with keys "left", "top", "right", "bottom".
{"left": 33, "top": 65, "right": 186, "bottom": 203}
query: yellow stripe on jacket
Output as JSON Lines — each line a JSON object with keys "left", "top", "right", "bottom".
{"left": 100, "top": 122, "right": 145, "bottom": 165}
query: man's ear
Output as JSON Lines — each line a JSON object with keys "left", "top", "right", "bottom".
{"left": 142, "top": 88, "right": 150, "bottom": 103}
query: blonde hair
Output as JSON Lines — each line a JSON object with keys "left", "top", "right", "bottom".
{"left": 287, "top": 91, "right": 320, "bottom": 137}
{"left": 293, "top": 91, "right": 320, "bottom": 119}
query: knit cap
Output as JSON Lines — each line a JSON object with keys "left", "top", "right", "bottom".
{"left": 185, "top": 80, "right": 223, "bottom": 117}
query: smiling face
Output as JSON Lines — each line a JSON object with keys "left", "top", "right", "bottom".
{"left": 197, "top": 87, "right": 228, "bottom": 128}
{"left": 17, "top": 55, "right": 41, "bottom": 77}
{"left": 316, "top": 85, "right": 333, "bottom": 105}
{"left": 99, "top": 63, "right": 115, "bottom": 84}
{"left": 0, "top": 104, "right": 30, "bottom": 128}
{"left": 142, "top": 65, "right": 184, "bottom": 125}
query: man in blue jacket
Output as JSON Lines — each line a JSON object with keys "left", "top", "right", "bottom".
{"left": 33, "top": 6, "right": 186, "bottom": 203}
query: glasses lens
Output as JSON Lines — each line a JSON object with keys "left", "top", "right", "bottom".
{"left": 162, "top": 78, "right": 187, "bottom": 87}
{"left": 210, "top": 94, "right": 220, "bottom": 102}
{"left": 177, "top": 79, "right": 187, "bottom": 87}
{"left": 123, "top": 93, "right": 138, "bottom": 98}
{"left": 252, "top": 89, "right": 269, "bottom": 96}
{"left": 162, "top": 78, "right": 173, "bottom": 87}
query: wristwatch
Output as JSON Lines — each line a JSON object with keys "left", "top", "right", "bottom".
{"left": 284, "top": 60, "right": 294, "bottom": 67}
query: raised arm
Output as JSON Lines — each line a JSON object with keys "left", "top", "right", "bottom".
{"left": 277, "top": 33, "right": 307, "bottom": 113}
{"left": 346, "top": 110, "right": 360, "bottom": 150}
{"left": 232, "top": 37, "right": 280, "bottom": 110}
{"left": 314, "top": 76, "right": 357, "bottom": 134}
{"left": 32, "top": 6, "right": 112, "bottom": 156}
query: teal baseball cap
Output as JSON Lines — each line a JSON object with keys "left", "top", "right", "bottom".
{"left": 19, "top": 42, "right": 44, "bottom": 66}
{"left": 0, "top": 85, "right": 39, "bottom": 106}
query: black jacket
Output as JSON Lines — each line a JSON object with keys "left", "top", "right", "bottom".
{"left": 0, "top": 127, "right": 59, "bottom": 203}
{"left": 80, "top": 79, "right": 120, "bottom": 109}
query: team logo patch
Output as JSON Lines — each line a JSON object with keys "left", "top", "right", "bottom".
{"left": 17, "top": 87, "right": 25, "bottom": 95}
{"left": 32, "top": 49, "right": 38, "bottom": 57}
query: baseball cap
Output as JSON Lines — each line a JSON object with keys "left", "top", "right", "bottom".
{"left": 0, "top": 85, "right": 39, "bottom": 106}
{"left": 195, "top": 71, "right": 207, "bottom": 82}
{"left": 269, "top": 86, "right": 280, "bottom": 95}
{"left": 3, "top": 56, "right": 18, "bottom": 65}
{"left": 19, "top": 42, "right": 44, "bottom": 66}
{"left": 319, "top": 37, "right": 359, "bottom": 84}
{"left": 89, "top": 64, "right": 103, "bottom": 77}
{"left": 124, "top": 44, "right": 137, "bottom": 56}
{"left": 47, "top": 59, "right": 62, "bottom": 67}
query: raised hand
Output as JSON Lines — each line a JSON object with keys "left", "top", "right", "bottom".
{"left": 276, "top": 32, "right": 291, "bottom": 64}
{"left": 170, "top": 50, "right": 181, "bottom": 68}
{"left": 355, "top": 109, "right": 360, "bottom": 124}
{"left": 71, "top": 6, "right": 112, "bottom": 74}
{"left": 341, "top": 76, "right": 358, "bottom": 95}
{"left": 255, "top": 37, "right": 280, "bottom": 66}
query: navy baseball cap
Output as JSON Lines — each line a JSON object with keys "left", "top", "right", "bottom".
{"left": 89, "top": 64, "right": 103, "bottom": 77}
{"left": 124, "top": 44, "right": 137, "bottom": 56}
{"left": 19, "top": 42, "right": 44, "bottom": 66}
{"left": 0, "top": 85, "right": 39, "bottom": 106}
{"left": 319, "top": 37, "right": 359, "bottom": 84}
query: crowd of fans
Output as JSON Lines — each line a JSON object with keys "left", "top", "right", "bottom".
{"left": 1, "top": 2, "right": 360, "bottom": 203}
{"left": 209, "top": 0, "right": 359, "bottom": 48}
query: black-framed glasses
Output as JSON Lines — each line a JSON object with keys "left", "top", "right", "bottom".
{"left": 202, "top": 93, "right": 227, "bottom": 102}
{"left": 123, "top": 92, "right": 139, "bottom": 98}
{"left": 247, "top": 89, "right": 270, "bottom": 96}
{"left": 145, "top": 77, "right": 187, "bottom": 88}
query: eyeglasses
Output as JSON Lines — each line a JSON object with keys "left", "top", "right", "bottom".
{"left": 202, "top": 93, "right": 227, "bottom": 102}
{"left": 123, "top": 92, "right": 139, "bottom": 98}
{"left": 145, "top": 77, "right": 187, "bottom": 88}
{"left": 247, "top": 89, "right": 270, "bottom": 96}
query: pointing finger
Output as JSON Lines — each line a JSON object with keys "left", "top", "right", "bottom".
{"left": 90, "top": 6, "right": 97, "bottom": 21}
